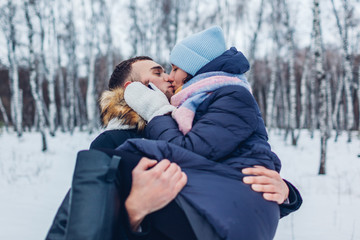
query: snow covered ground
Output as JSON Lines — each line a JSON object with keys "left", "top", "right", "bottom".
{"left": 0, "top": 129, "right": 359, "bottom": 240}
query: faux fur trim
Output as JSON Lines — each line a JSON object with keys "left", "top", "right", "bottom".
{"left": 105, "top": 118, "right": 137, "bottom": 131}
{"left": 100, "top": 88, "right": 146, "bottom": 131}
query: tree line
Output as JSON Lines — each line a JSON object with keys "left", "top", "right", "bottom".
{"left": 0, "top": 0, "right": 359, "bottom": 174}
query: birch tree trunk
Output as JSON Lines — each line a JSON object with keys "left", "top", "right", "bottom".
{"left": 247, "top": 0, "right": 264, "bottom": 87}
{"left": 309, "top": 36, "right": 317, "bottom": 138}
{"left": 312, "top": 0, "right": 327, "bottom": 175}
{"left": 266, "top": 55, "right": 276, "bottom": 130}
{"left": 35, "top": 0, "right": 56, "bottom": 136}
{"left": 330, "top": 0, "right": 354, "bottom": 142}
{"left": 129, "top": 0, "right": 141, "bottom": 56}
{"left": 85, "top": 0, "right": 98, "bottom": 134}
{"left": 267, "top": 0, "right": 282, "bottom": 131}
{"left": 87, "top": 50, "right": 96, "bottom": 133}
{"left": 332, "top": 68, "right": 343, "bottom": 134}
{"left": 24, "top": 0, "right": 47, "bottom": 151}
{"left": 0, "top": 97, "right": 9, "bottom": 131}
{"left": 296, "top": 51, "right": 310, "bottom": 142}
{"left": 52, "top": 3, "right": 67, "bottom": 132}
{"left": 5, "top": 0, "right": 23, "bottom": 136}
{"left": 358, "top": 63, "right": 360, "bottom": 133}
{"left": 335, "top": 103, "right": 345, "bottom": 142}
{"left": 75, "top": 82, "right": 84, "bottom": 130}
{"left": 47, "top": 28, "right": 57, "bottom": 136}
{"left": 283, "top": 0, "right": 297, "bottom": 145}
{"left": 99, "top": 0, "right": 114, "bottom": 81}
{"left": 326, "top": 73, "right": 333, "bottom": 137}
{"left": 65, "top": 1, "right": 77, "bottom": 133}
{"left": 281, "top": 66, "right": 290, "bottom": 139}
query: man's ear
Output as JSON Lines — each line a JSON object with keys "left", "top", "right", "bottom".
{"left": 124, "top": 81, "right": 132, "bottom": 89}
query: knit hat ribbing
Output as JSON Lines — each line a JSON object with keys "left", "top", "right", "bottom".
{"left": 170, "top": 26, "right": 226, "bottom": 76}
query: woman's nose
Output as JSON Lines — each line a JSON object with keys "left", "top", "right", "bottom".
{"left": 165, "top": 73, "right": 174, "bottom": 83}
{"left": 167, "top": 72, "right": 175, "bottom": 82}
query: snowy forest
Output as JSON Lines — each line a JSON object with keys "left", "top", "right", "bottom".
{"left": 1, "top": 1, "right": 360, "bottom": 239}
{"left": 0, "top": 0, "right": 360, "bottom": 175}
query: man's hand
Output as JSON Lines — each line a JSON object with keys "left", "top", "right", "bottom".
{"left": 125, "top": 157, "right": 187, "bottom": 231}
{"left": 242, "top": 166, "right": 289, "bottom": 204}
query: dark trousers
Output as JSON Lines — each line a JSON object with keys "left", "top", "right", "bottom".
{"left": 46, "top": 149, "right": 196, "bottom": 240}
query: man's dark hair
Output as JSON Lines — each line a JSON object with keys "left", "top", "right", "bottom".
{"left": 108, "top": 56, "right": 153, "bottom": 89}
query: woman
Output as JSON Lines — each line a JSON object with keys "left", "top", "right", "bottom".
{"left": 123, "top": 26, "right": 285, "bottom": 239}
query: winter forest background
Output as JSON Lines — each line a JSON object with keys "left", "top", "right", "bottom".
{"left": 0, "top": 0, "right": 360, "bottom": 239}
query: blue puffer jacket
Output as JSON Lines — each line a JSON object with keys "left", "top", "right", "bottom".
{"left": 118, "top": 139, "right": 279, "bottom": 240}
{"left": 145, "top": 47, "right": 281, "bottom": 172}
{"left": 145, "top": 84, "right": 281, "bottom": 172}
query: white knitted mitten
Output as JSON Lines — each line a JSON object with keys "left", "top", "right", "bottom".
{"left": 124, "top": 82, "right": 176, "bottom": 122}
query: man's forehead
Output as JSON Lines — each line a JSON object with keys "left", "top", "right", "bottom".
{"left": 132, "top": 60, "right": 164, "bottom": 72}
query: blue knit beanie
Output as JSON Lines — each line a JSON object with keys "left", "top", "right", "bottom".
{"left": 170, "top": 26, "right": 226, "bottom": 76}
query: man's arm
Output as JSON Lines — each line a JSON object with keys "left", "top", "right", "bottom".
{"left": 242, "top": 166, "right": 302, "bottom": 217}
{"left": 125, "top": 157, "right": 187, "bottom": 231}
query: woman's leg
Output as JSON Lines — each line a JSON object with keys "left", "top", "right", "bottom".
{"left": 114, "top": 149, "right": 197, "bottom": 240}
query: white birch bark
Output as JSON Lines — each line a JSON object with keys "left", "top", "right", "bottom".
{"left": 266, "top": 0, "right": 282, "bottom": 130}
{"left": 74, "top": 81, "right": 84, "bottom": 130}
{"left": 52, "top": 2, "right": 67, "bottom": 132}
{"left": 335, "top": 102, "right": 345, "bottom": 142}
{"left": 309, "top": 34, "right": 317, "bottom": 138}
{"left": 99, "top": 0, "right": 114, "bottom": 81}
{"left": 57, "top": 40, "right": 67, "bottom": 132}
{"left": 129, "top": 0, "right": 140, "bottom": 56}
{"left": 283, "top": 0, "right": 297, "bottom": 145}
{"left": 6, "top": 0, "right": 23, "bottom": 137}
{"left": 295, "top": 51, "right": 310, "bottom": 143}
{"left": 358, "top": 63, "right": 360, "bottom": 133}
{"left": 266, "top": 54, "right": 277, "bottom": 130}
{"left": 312, "top": 0, "right": 327, "bottom": 175}
{"left": 330, "top": 0, "right": 354, "bottom": 142}
{"left": 35, "top": 1, "right": 56, "bottom": 136}
{"left": 24, "top": 0, "right": 47, "bottom": 151}
{"left": 47, "top": 36, "right": 57, "bottom": 136}
{"left": 85, "top": 0, "right": 98, "bottom": 134}
{"left": 87, "top": 50, "right": 96, "bottom": 133}
{"left": 332, "top": 68, "right": 343, "bottom": 131}
{"left": 0, "top": 96, "right": 9, "bottom": 130}
{"left": 281, "top": 67, "right": 290, "bottom": 135}
{"left": 65, "top": 0, "right": 77, "bottom": 133}
{"left": 325, "top": 73, "right": 333, "bottom": 136}
{"left": 246, "top": 0, "right": 264, "bottom": 87}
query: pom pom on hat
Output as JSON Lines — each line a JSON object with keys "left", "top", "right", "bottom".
{"left": 170, "top": 26, "right": 226, "bottom": 76}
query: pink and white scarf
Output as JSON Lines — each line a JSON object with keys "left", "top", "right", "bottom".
{"left": 171, "top": 72, "right": 251, "bottom": 135}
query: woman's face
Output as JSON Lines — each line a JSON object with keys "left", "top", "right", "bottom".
{"left": 169, "top": 65, "right": 188, "bottom": 91}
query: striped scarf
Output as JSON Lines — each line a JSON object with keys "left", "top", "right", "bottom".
{"left": 171, "top": 71, "right": 252, "bottom": 135}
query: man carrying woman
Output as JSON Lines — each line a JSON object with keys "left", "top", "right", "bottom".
{"left": 47, "top": 27, "right": 302, "bottom": 240}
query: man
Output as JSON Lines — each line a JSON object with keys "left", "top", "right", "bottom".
{"left": 47, "top": 56, "right": 301, "bottom": 240}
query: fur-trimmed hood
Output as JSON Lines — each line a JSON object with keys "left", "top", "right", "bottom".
{"left": 100, "top": 88, "right": 146, "bottom": 131}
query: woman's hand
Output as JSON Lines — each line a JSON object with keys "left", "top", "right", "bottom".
{"left": 124, "top": 82, "right": 175, "bottom": 121}
{"left": 242, "top": 166, "right": 289, "bottom": 204}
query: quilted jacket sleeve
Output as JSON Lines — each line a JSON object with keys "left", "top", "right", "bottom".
{"left": 145, "top": 86, "right": 259, "bottom": 161}
{"left": 279, "top": 180, "right": 303, "bottom": 218}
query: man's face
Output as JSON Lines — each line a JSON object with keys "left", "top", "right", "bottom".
{"left": 131, "top": 60, "right": 174, "bottom": 99}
